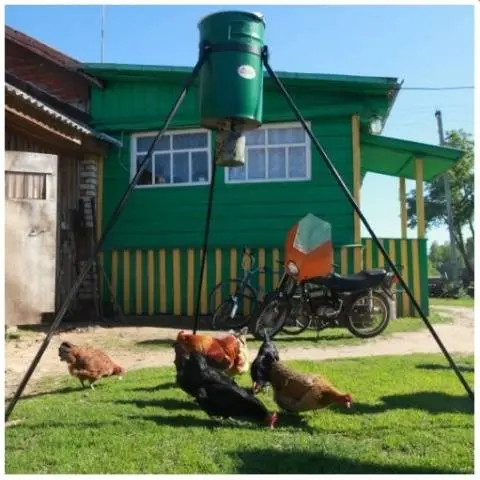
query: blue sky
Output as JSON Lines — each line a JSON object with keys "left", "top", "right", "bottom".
{"left": 5, "top": 4, "right": 474, "bottom": 248}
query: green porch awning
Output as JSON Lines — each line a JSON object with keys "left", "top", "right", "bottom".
{"left": 360, "top": 134, "right": 464, "bottom": 181}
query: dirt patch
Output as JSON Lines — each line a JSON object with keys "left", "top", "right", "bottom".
{"left": 4, "top": 306, "right": 473, "bottom": 400}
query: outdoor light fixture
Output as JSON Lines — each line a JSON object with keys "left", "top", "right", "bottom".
{"left": 369, "top": 114, "right": 383, "bottom": 135}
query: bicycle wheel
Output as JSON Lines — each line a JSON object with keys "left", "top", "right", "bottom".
{"left": 208, "top": 280, "right": 258, "bottom": 329}
{"left": 211, "top": 293, "right": 257, "bottom": 330}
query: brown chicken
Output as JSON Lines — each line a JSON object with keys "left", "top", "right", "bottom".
{"left": 176, "top": 327, "right": 249, "bottom": 376}
{"left": 269, "top": 362, "right": 352, "bottom": 412}
{"left": 58, "top": 341, "right": 124, "bottom": 389}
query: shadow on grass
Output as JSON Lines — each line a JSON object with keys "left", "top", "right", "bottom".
{"left": 114, "top": 398, "right": 199, "bottom": 411}
{"left": 5, "top": 385, "right": 89, "bottom": 402}
{"left": 129, "top": 410, "right": 315, "bottom": 433}
{"left": 129, "top": 381, "right": 177, "bottom": 392}
{"left": 136, "top": 339, "right": 175, "bottom": 348}
{"left": 129, "top": 413, "right": 245, "bottom": 430}
{"left": 416, "top": 363, "right": 474, "bottom": 373}
{"left": 331, "top": 391, "right": 474, "bottom": 415}
{"left": 229, "top": 448, "right": 463, "bottom": 474}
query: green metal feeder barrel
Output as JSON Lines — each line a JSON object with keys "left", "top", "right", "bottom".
{"left": 198, "top": 11, "right": 265, "bottom": 131}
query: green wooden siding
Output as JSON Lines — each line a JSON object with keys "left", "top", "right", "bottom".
{"left": 100, "top": 117, "right": 354, "bottom": 251}
{"left": 89, "top": 78, "right": 372, "bottom": 131}
{"left": 90, "top": 76, "right": 360, "bottom": 251}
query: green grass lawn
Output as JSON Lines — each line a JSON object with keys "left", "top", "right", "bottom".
{"left": 430, "top": 297, "right": 474, "bottom": 308}
{"left": 5, "top": 353, "right": 474, "bottom": 474}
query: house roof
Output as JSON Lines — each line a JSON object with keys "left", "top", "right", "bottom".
{"left": 360, "top": 134, "right": 465, "bottom": 181}
{"left": 5, "top": 25, "right": 104, "bottom": 89}
{"left": 81, "top": 62, "right": 400, "bottom": 89}
{"left": 5, "top": 82, "right": 122, "bottom": 148}
{"left": 81, "top": 62, "right": 402, "bottom": 133}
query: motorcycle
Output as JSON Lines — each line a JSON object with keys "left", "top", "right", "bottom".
{"left": 253, "top": 261, "right": 399, "bottom": 341}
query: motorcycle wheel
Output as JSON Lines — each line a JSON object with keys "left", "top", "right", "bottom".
{"left": 253, "top": 295, "right": 290, "bottom": 341}
{"left": 281, "top": 301, "right": 311, "bottom": 335}
{"left": 345, "top": 291, "right": 391, "bottom": 339}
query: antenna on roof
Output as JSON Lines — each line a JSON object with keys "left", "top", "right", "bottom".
{"left": 100, "top": 5, "right": 106, "bottom": 63}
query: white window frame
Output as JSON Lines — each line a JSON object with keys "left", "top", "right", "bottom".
{"left": 130, "top": 127, "right": 212, "bottom": 188}
{"left": 224, "top": 121, "right": 312, "bottom": 185}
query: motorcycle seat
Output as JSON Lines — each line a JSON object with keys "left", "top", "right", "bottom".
{"left": 310, "top": 268, "right": 387, "bottom": 292}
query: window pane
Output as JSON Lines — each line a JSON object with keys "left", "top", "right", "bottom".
{"left": 288, "top": 146, "right": 307, "bottom": 178}
{"left": 137, "top": 135, "right": 170, "bottom": 152}
{"left": 172, "top": 152, "right": 189, "bottom": 183}
{"left": 247, "top": 148, "right": 266, "bottom": 180}
{"left": 245, "top": 129, "right": 266, "bottom": 146}
{"left": 268, "top": 127, "right": 305, "bottom": 145}
{"left": 173, "top": 132, "right": 208, "bottom": 150}
{"left": 136, "top": 136, "right": 155, "bottom": 152}
{"left": 191, "top": 151, "right": 209, "bottom": 183}
{"left": 154, "top": 153, "right": 171, "bottom": 184}
{"left": 268, "top": 147, "right": 286, "bottom": 179}
{"left": 228, "top": 165, "right": 246, "bottom": 181}
{"left": 136, "top": 155, "right": 153, "bottom": 185}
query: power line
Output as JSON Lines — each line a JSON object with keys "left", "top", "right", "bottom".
{"left": 400, "top": 86, "right": 473, "bottom": 91}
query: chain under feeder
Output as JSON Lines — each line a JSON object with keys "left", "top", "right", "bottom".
{"left": 5, "top": 10, "right": 473, "bottom": 423}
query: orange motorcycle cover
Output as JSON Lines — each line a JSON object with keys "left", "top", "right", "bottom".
{"left": 284, "top": 214, "right": 333, "bottom": 281}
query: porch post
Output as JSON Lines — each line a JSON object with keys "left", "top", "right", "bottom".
{"left": 351, "top": 114, "right": 362, "bottom": 272}
{"left": 412, "top": 156, "right": 426, "bottom": 316}
{"left": 399, "top": 176, "right": 409, "bottom": 315}
{"left": 399, "top": 176, "right": 407, "bottom": 238}
{"left": 415, "top": 157, "right": 426, "bottom": 239}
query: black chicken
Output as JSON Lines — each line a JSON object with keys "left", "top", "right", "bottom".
{"left": 250, "top": 330, "right": 280, "bottom": 394}
{"left": 176, "top": 348, "right": 278, "bottom": 429}
{"left": 174, "top": 341, "right": 235, "bottom": 397}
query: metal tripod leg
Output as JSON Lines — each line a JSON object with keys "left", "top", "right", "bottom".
{"left": 192, "top": 162, "right": 218, "bottom": 334}
{"left": 261, "top": 47, "right": 474, "bottom": 402}
{"left": 4, "top": 49, "right": 211, "bottom": 422}
{"left": 99, "top": 260, "right": 126, "bottom": 324}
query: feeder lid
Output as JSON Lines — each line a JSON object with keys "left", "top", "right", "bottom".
{"left": 198, "top": 10, "right": 266, "bottom": 26}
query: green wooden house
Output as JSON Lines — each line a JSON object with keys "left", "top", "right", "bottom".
{"left": 82, "top": 63, "right": 464, "bottom": 319}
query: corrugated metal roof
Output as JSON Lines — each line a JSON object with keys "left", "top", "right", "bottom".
{"left": 5, "top": 82, "right": 122, "bottom": 148}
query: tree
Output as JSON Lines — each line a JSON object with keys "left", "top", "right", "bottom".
{"left": 428, "top": 240, "right": 464, "bottom": 279}
{"left": 407, "top": 129, "right": 474, "bottom": 279}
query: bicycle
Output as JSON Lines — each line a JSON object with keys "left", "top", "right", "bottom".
{"left": 208, "top": 248, "right": 280, "bottom": 330}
